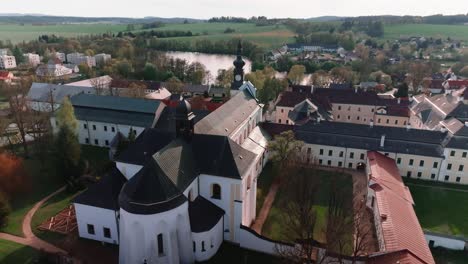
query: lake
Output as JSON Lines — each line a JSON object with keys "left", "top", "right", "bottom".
{"left": 166, "top": 51, "right": 252, "bottom": 82}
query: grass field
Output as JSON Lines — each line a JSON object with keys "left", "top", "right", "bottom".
{"left": 384, "top": 24, "right": 468, "bottom": 41}
{"left": 262, "top": 169, "right": 353, "bottom": 250}
{"left": 431, "top": 247, "right": 468, "bottom": 264}
{"left": 144, "top": 22, "right": 295, "bottom": 49}
{"left": 0, "top": 23, "right": 128, "bottom": 43}
{"left": 0, "top": 239, "right": 40, "bottom": 264}
{"left": 408, "top": 183, "right": 468, "bottom": 236}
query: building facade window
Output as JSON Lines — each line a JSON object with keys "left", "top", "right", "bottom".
{"left": 463, "top": 152, "right": 467, "bottom": 158}
{"left": 433, "top": 162, "right": 438, "bottom": 168}
{"left": 419, "top": 160, "right": 424, "bottom": 167}
{"left": 444, "top": 175, "right": 449, "bottom": 181}
{"left": 112, "top": 127, "right": 115, "bottom": 132}
{"left": 409, "top": 159, "right": 414, "bottom": 166}
{"left": 193, "top": 241, "right": 196, "bottom": 252}
{"left": 397, "top": 158, "right": 401, "bottom": 164}
{"left": 94, "top": 139, "right": 98, "bottom": 145}
{"left": 85, "top": 138, "right": 89, "bottom": 144}
{"left": 84, "top": 124, "right": 87, "bottom": 129}
{"left": 327, "top": 160, "right": 331, "bottom": 166}
{"left": 328, "top": 150, "right": 333, "bottom": 156}
{"left": 360, "top": 153, "right": 365, "bottom": 160}
{"left": 407, "top": 171, "right": 412, "bottom": 177}
{"left": 87, "top": 224, "right": 95, "bottom": 235}
{"left": 417, "top": 172, "right": 422, "bottom": 178}
{"left": 447, "top": 164, "right": 452, "bottom": 170}
{"left": 105, "top": 140, "right": 109, "bottom": 146}
{"left": 104, "top": 126, "right": 107, "bottom": 131}
{"left": 459, "top": 165, "right": 464, "bottom": 172}
{"left": 211, "top": 184, "right": 221, "bottom": 199}
{"left": 157, "top": 233, "right": 164, "bottom": 255}
{"left": 450, "top": 150, "right": 456, "bottom": 156}
{"left": 348, "top": 163, "right": 353, "bottom": 168}
{"left": 431, "top": 173, "right": 436, "bottom": 179}
{"left": 202, "top": 241, "right": 206, "bottom": 252}
{"left": 339, "top": 151, "right": 344, "bottom": 157}
{"left": 103, "top": 227, "right": 111, "bottom": 238}
{"left": 338, "top": 161, "right": 343, "bottom": 167}
{"left": 92, "top": 125, "right": 96, "bottom": 130}
{"left": 350, "top": 152, "right": 354, "bottom": 159}
{"left": 320, "top": 149, "right": 324, "bottom": 155}
{"left": 456, "top": 177, "right": 461, "bottom": 183}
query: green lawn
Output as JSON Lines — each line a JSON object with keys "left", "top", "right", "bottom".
{"left": 0, "top": 239, "right": 40, "bottom": 264}
{"left": 383, "top": 24, "right": 468, "bottom": 41}
{"left": 262, "top": 169, "right": 353, "bottom": 247}
{"left": 0, "top": 159, "right": 63, "bottom": 236}
{"left": 0, "top": 23, "right": 129, "bottom": 43}
{"left": 431, "top": 247, "right": 468, "bottom": 264}
{"left": 148, "top": 23, "right": 295, "bottom": 49}
{"left": 409, "top": 184, "right": 468, "bottom": 236}
{"left": 31, "top": 189, "right": 81, "bottom": 243}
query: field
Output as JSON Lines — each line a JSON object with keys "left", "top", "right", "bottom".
{"left": 384, "top": 23, "right": 468, "bottom": 41}
{"left": 0, "top": 23, "right": 129, "bottom": 43}
{"left": 407, "top": 180, "right": 468, "bottom": 236}
{"left": 142, "top": 22, "right": 296, "bottom": 49}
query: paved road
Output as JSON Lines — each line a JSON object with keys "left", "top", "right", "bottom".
{"left": 0, "top": 186, "right": 68, "bottom": 254}
{"left": 251, "top": 179, "right": 280, "bottom": 234}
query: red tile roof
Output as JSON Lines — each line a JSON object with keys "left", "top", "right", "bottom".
{"left": 367, "top": 151, "right": 435, "bottom": 264}
{"left": 447, "top": 80, "right": 468, "bottom": 89}
{"left": 0, "top": 71, "right": 12, "bottom": 80}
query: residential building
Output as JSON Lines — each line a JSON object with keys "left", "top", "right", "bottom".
{"left": 36, "top": 59, "right": 73, "bottom": 77}
{"left": 0, "top": 49, "right": 8, "bottom": 56}
{"left": 23, "top": 53, "right": 41, "bottom": 67}
{"left": 94, "top": 53, "right": 111, "bottom": 65}
{"left": 67, "top": 52, "right": 96, "bottom": 67}
{"left": 50, "top": 94, "right": 166, "bottom": 147}
{"left": 365, "top": 151, "right": 435, "bottom": 264}
{"left": 262, "top": 120, "right": 468, "bottom": 185}
{"left": 110, "top": 79, "right": 171, "bottom": 98}
{"left": 0, "top": 55, "right": 17, "bottom": 69}
{"left": 27, "top": 83, "right": 96, "bottom": 112}
{"left": 53, "top": 52, "right": 66, "bottom": 62}
{"left": 66, "top": 75, "right": 113, "bottom": 89}
{"left": 275, "top": 87, "right": 410, "bottom": 127}
{"left": 410, "top": 88, "right": 468, "bottom": 132}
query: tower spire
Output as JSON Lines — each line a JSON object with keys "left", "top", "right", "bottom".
{"left": 232, "top": 40, "right": 245, "bottom": 90}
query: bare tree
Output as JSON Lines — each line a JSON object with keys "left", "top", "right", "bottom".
{"left": 351, "top": 199, "right": 374, "bottom": 261}
{"left": 90, "top": 76, "right": 111, "bottom": 96}
{"left": 276, "top": 161, "right": 321, "bottom": 264}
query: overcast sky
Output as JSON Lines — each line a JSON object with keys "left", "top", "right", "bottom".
{"left": 2, "top": 0, "right": 467, "bottom": 19}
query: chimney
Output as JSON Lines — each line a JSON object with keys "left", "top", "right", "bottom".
{"left": 370, "top": 121, "right": 374, "bottom": 128}
{"left": 397, "top": 98, "right": 401, "bottom": 104}
{"left": 311, "top": 85, "right": 314, "bottom": 94}
{"left": 317, "top": 117, "right": 321, "bottom": 123}
{"left": 354, "top": 87, "right": 358, "bottom": 93}
{"left": 406, "top": 124, "right": 411, "bottom": 131}
{"left": 465, "top": 121, "right": 468, "bottom": 127}
{"left": 380, "top": 135, "right": 386, "bottom": 148}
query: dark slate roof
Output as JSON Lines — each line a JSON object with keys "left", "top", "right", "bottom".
{"left": 114, "top": 129, "right": 175, "bottom": 165}
{"left": 153, "top": 107, "right": 209, "bottom": 133}
{"left": 119, "top": 158, "right": 187, "bottom": 215}
{"left": 110, "top": 79, "right": 163, "bottom": 90}
{"left": 71, "top": 94, "right": 161, "bottom": 128}
{"left": 262, "top": 121, "right": 448, "bottom": 158}
{"left": 446, "top": 135, "right": 468, "bottom": 149}
{"left": 27, "top": 82, "right": 96, "bottom": 103}
{"left": 73, "top": 167, "right": 126, "bottom": 210}
{"left": 71, "top": 93, "right": 161, "bottom": 114}
{"left": 329, "top": 83, "right": 352, "bottom": 90}
{"left": 191, "top": 134, "right": 256, "bottom": 179}
{"left": 189, "top": 196, "right": 225, "bottom": 233}
{"left": 153, "top": 139, "right": 199, "bottom": 191}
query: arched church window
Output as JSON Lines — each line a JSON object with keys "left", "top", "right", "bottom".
{"left": 212, "top": 184, "right": 221, "bottom": 199}
{"left": 157, "top": 233, "right": 164, "bottom": 255}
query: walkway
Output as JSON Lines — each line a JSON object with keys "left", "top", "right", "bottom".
{"left": 251, "top": 178, "right": 280, "bottom": 234}
{"left": 0, "top": 186, "right": 68, "bottom": 255}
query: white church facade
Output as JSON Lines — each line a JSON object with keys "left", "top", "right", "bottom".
{"left": 73, "top": 77, "right": 268, "bottom": 263}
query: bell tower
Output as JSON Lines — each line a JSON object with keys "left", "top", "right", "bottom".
{"left": 175, "top": 99, "right": 195, "bottom": 141}
{"left": 231, "top": 40, "right": 245, "bottom": 90}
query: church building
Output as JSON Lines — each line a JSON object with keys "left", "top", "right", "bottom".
{"left": 73, "top": 46, "right": 269, "bottom": 263}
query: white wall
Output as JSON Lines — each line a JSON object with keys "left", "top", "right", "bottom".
{"left": 116, "top": 162, "right": 143, "bottom": 180}
{"left": 119, "top": 203, "right": 193, "bottom": 264}
{"left": 182, "top": 178, "right": 199, "bottom": 202}
{"left": 77, "top": 120, "right": 145, "bottom": 148}
{"left": 74, "top": 203, "right": 119, "bottom": 244}
{"left": 425, "top": 233, "right": 466, "bottom": 250}
{"left": 238, "top": 225, "right": 294, "bottom": 255}
{"left": 192, "top": 217, "right": 224, "bottom": 262}
{"left": 198, "top": 174, "right": 242, "bottom": 242}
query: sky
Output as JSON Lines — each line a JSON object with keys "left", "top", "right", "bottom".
{"left": 2, "top": 0, "right": 468, "bottom": 19}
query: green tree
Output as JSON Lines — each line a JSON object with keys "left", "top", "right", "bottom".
{"left": 269, "top": 130, "right": 304, "bottom": 175}
{"left": 0, "top": 191, "right": 10, "bottom": 228}
{"left": 12, "top": 46, "right": 24, "bottom": 65}
{"left": 143, "top": 63, "right": 158, "bottom": 80}
{"left": 115, "top": 60, "right": 134, "bottom": 78}
{"left": 287, "top": 65, "right": 306, "bottom": 85}
{"left": 55, "top": 98, "right": 82, "bottom": 183}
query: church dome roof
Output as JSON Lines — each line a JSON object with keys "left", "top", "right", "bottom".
{"left": 119, "top": 160, "right": 186, "bottom": 215}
